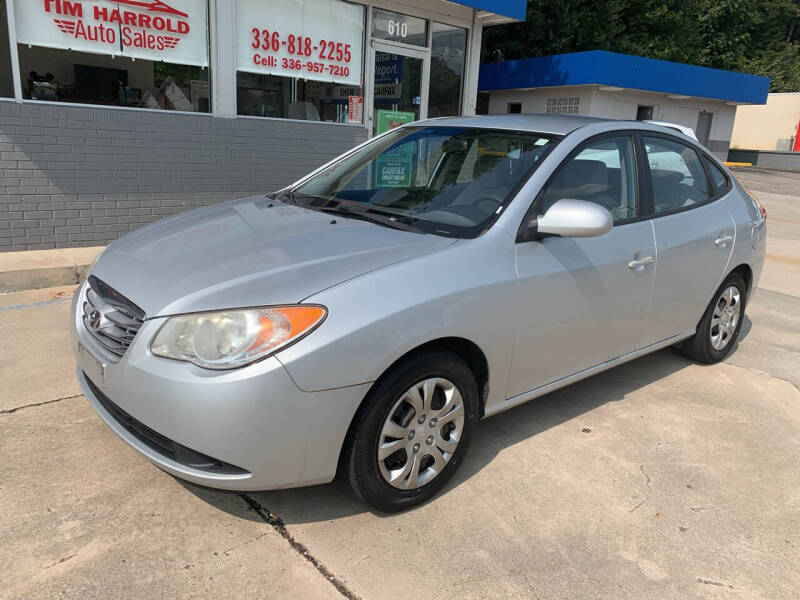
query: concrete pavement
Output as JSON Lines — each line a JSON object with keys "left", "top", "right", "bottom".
{"left": 730, "top": 167, "right": 800, "bottom": 299}
{"left": 1, "top": 168, "right": 799, "bottom": 599}
{"left": 1, "top": 397, "right": 341, "bottom": 599}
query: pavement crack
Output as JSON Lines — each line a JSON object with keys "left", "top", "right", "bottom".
{"left": 45, "top": 554, "right": 76, "bottom": 569}
{"left": 640, "top": 464, "right": 651, "bottom": 488}
{"left": 240, "top": 494, "right": 360, "bottom": 600}
{"left": 0, "top": 394, "right": 83, "bottom": 415}
{"left": 725, "top": 362, "right": 800, "bottom": 393}
{"left": 220, "top": 532, "right": 269, "bottom": 557}
{"left": 697, "top": 577, "right": 734, "bottom": 589}
{"left": 629, "top": 497, "right": 648, "bottom": 513}
{"left": 756, "top": 287, "right": 800, "bottom": 302}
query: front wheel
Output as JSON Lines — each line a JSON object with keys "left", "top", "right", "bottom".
{"left": 682, "top": 272, "right": 747, "bottom": 363}
{"left": 343, "top": 350, "right": 479, "bottom": 512}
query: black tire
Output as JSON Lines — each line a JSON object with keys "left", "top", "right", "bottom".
{"left": 682, "top": 272, "right": 747, "bottom": 364}
{"left": 343, "top": 349, "right": 479, "bottom": 513}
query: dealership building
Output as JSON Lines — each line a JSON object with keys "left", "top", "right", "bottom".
{"left": 479, "top": 50, "right": 770, "bottom": 160}
{"left": 0, "top": 0, "right": 524, "bottom": 251}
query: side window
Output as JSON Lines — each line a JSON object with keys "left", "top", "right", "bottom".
{"left": 643, "top": 136, "right": 709, "bottom": 214}
{"left": 540, "top": 136, "right": 638, "bottom": 223}
{"left": 704, "top": 157, "right": 730, "bottom": 197}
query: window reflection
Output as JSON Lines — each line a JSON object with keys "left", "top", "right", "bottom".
{"left": 237, "top": 72, "right": 362, "bottom": 122}
{"left": 18, "top": 46, "right": 210, "bottom": 111}
{"left": 428, "top": 23, "right": 466, "bottom": 118}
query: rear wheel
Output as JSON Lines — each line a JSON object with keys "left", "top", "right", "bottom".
{"left": 682, "top": 272, "right": 747, "bottom": 363}
{"left": 343, "top": 350, "right": 479, "bottom": 512}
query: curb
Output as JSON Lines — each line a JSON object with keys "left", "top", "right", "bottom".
{"left": 0, "top": 247, "right": 105, "bottom": 294}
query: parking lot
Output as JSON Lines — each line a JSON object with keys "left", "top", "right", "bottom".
{"left": 1, "top": 167, "right": 798, "bottom": 599}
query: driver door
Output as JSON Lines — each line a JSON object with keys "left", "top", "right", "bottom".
{"left": 507, "top": 134, "right": 656, "bottom": 398}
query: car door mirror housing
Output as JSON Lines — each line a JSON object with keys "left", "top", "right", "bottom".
{"left": 535, "top": 199, "right": 613, "bottom": 238}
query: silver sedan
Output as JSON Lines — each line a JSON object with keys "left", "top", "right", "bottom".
{"left": 71, "top": 115, "right": 767, "bottom": 512}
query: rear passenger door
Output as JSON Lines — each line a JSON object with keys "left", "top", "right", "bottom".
{"left": 637, "top": 135, "right": 735, "bottom": 347}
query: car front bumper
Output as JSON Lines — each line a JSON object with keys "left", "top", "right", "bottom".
{"left": 70, "top": 282, "right": 371, "bottom": 491}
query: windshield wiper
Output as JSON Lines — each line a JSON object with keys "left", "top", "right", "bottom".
{"left": 270, "top": 190, "right": 298, "bottom": 205}
{"left": 286, "top": 193, "right": 420, "bottom": 233}
{"left": 317, "top": 204, "right": 418, "bottom": 232}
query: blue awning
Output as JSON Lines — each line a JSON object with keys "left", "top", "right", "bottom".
{"left": 479, "top": 50, "right": 770, "bottom": 105}
{"left": 450, "top": 0, "right": 526, "bottom": 21}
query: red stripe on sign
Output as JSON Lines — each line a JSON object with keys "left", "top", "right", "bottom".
{"left": 113, "top": 0, "right": 189, "bottom": 19}
{"left": 53, "top": 19, "right": 76, "bottom": 35}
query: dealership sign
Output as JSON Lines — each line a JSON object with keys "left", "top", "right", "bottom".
{"left": 14, "top": 0, "right": 209, "bottom": 66}
{"left": 236, "top": 0, "right": 364, "bottom": 87}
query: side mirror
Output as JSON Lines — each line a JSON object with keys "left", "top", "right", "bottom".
{"left": 535, "top": 198, "right": 613, "bottom": 238}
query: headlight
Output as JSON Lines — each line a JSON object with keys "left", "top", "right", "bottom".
{"left": 150, "top": 305, "right": 327, "bottom": 370}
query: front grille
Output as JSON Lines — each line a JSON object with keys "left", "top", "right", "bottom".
{"left": 84, "top": 374, "right": 248, "bottom": 476}
{"left": 82, "top": 275, "right": 145, "bottom": 359}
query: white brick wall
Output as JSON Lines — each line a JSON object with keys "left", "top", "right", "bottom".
{"left": 0, "top": 102, "right": 367, "bottom": 251}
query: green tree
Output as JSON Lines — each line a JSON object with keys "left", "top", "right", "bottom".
{"left": 481, "top": 0, "right": 800, "bottom": 92}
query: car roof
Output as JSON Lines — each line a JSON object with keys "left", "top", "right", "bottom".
{"left": 413, "top": 114, "right": 708, "bottom": 139}
{"left": 413, "top": 114, "right": 613, "bottom": 136}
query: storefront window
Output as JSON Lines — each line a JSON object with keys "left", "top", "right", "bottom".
{"left": 0, "top": 0, "right": 14, "bottom": 97}
{"left": 18, "top": 47, "right": 209, "bottom": 110}
{"left": 237, "top": 72, "right": 359, "bottom": 122}
{"left": 428, "top": 23, "right": 466, "bottom": 118}
{"left": 235, "top": 0, "right": 365, "bottom": 123}
{"left": 12, "top": 0, "right": 210, "bottom": 111}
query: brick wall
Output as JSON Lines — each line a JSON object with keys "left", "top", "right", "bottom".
{"left": 0, "top": 101, "right": 367, "bottom": 251}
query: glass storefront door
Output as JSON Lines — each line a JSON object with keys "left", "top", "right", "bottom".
{"left": 370, "top": 44, "right": 428, "bottom": 135}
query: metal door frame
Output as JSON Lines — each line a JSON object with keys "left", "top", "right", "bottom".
{"left": 365, "top": 39, "right": 430, "bottom": 135}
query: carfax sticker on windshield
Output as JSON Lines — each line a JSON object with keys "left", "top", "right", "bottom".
{"left": 375, "top": 110, "right": 416, "bottom": 188}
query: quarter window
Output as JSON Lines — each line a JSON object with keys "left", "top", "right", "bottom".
{"left": 541, "top": 136, "right": 638, "bottom": 223}
{"left": 643, "top": 137, "right": 709, "bottom": 214}
{"left": 704, "top": 157, "right": 730, "bottom": 197}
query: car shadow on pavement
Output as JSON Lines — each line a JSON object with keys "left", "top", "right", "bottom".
{"left": 183, "top": 327, "right": 751, "bottom": 524}
{"left": 738, "top": 314, "right": 753, "bottom": 342}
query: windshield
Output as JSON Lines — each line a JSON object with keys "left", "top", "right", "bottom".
{"left": 283, "top": 126, "right": 561, "bottom": 238}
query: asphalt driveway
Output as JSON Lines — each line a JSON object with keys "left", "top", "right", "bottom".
{"left": 1, "top": 168, "right": 798, "bottom": 599}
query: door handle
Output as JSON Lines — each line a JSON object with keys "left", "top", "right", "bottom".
{"left": 627, "top": 256, "right": 654, "bottom": 271}
{"left": 715, "top": 235, "right": 734, "bottom": 247}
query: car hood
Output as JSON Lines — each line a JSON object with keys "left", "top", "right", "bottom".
{"left": 91, "top": 196, "right": 455, "bottom": 317}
